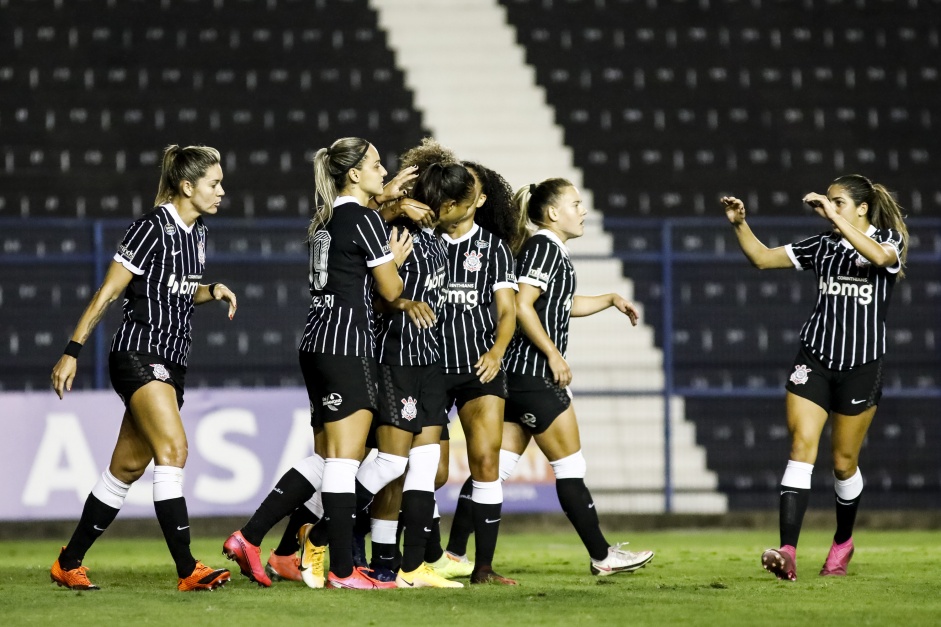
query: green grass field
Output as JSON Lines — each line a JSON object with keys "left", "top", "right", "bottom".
{"left": 4, "top": 529, "right": 940, "bottom": 626}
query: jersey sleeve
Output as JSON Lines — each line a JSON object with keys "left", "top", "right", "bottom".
{"left": 879, "top": 228, "right": 905, "bottom": 274}
{"left": 355, "top": 210, "right": 394, "bottom": 268}
{"left": 492, "top": 238, "right": 518, "bottom": 292}
{"left": 516, "top": 238, "right": 560, "bottom": 292}
{"left": 113, "top": 217, "right": 161, "bottom": 275}
{"left": 784, "top": 233, "right": 824, "bottom": 271}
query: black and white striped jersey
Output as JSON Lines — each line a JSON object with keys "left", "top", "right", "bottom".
{"left": 376, "top": 222, "right": 447, "bottom": 366}
{"left": 110, "top": 203, "right": 207, "bottom": 366}
{"left": 438, "top": 223, "right": 517, "bottom": 374}
{"left": 298, "top": 197, "right": 394, "bottom": 357}
{"left": 786, "top": 225, "right": 904, "bottom": 370}
{"left": 505, "top": 230, "right": 576, "bottom": 378}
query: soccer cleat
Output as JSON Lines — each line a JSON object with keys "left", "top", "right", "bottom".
{"left": 177, "top": 561, "right": 230, "bottom": 591}
{"left": 470, "top": 565, "right": 518, "bottom": 585}
{"left": 590, "top": 543, "right": 655, "bottom": 576}
{"left": 396, "top": 563, "right": 464, "bottom": 588}
{"left": 429, "top": 551, "right": 475, "bottom": 579}
{"left": 327, "top": 566, "right": 397, "bottom": 589}
{"left": 820, "top": 538, "right": 855, "bottom": 577}
{"left": 266, "top": 550, "right": 303, "bottom": 582}
{"left": 298, "top": 523, "right": 327, "bottom": 589}
{"left": 50, "top": 549, "right": 99, "bottom": 590}
{"left": 222, "top": 530, "right": 272, "bottom": 587}
{"left": 761, "top": 545, "right": 797, "bottom": 581}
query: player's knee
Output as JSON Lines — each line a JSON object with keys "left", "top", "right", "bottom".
{"left": 832, "top": 456, "right": 859, "bottom": 480}
{"left": 549, "top": 450, "right": 587, "bottom": 480}
{"left": 152, "top": 440, "right": 188, "bottom": 467}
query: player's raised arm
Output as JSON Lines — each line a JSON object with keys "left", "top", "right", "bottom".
{"left": 721, "top": 196, "right": 792, "bottom": 270}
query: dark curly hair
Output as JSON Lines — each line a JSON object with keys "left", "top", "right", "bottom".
{"left": 463, "top": 161, "right": 524, "bottom": 252}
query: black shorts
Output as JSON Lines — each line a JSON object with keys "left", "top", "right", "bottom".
{"left": 376, "top": 363, "right": 449, "bottom": 434}
{"left": 109, "top": 351, "right": 186, "bottom": 409}
{"left": 504, "top": 372, "right": 572, "bottom": 435}
{"left": 299, "top": 351, "right": 379, "bottom": 427}
{"left": 442, "top": 370, "right": 508, "bottom": 411}
{"left": 785, "top": 344, "right": 883, "bottom": 416}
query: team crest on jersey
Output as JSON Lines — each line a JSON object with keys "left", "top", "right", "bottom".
{"left": 197, "top": 224, "right": 206, "bottom": 235}
{"left": 475, "top": 239, "right": 490, "bottom": 249}
{"left": 197, "top": 240, "right": 206, "bottom": 265}
{"left": 463, "top": 250, "right": 483, "bottom": 272}
{"left": 521, "top": 413, "right": 538, "bottom": 428}
{"left": 164, "top": 222, "right": 177, "bottom": 235}
{"left": 150, "top": 364, "right": 171, "bottom": 381}
{"left": 789, "top": 364, "right": 812, "bottom": 385}
{"left": 322, "top": 393, "right": 343, "bottom": 411}
{"left": 401, "top": 396, "right": 418, "bottom": 421}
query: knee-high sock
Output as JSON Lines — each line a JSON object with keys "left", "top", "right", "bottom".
{"left": 779, "top": 460, "right": 813, "bottom": 549}
{"left": 445, "top": 476, "right": 475, "bottom": 556}
{"left": 153, "top": 465, "right": 197, "bottom": 578}
{"left": 834, "top": 468, "right": 863, "bottom": 544}
{"left": 470, "top": 480, "right": 503, "bottom": 568}
{"left": 398, "top": 443, "right": 439, "bottom": 572}
{"left": 274, "top": 506, "right": 321, "bottom": 557}
{"left": 551, "top": 451, "right": 609, "bottom": 561}
{"left": 424, "top": 503, "right": 444, "bottom": 563}
{"left": 321, "top": 458, "right": 360, "bottom": 579}
{"left": 59, "top": 470, "right": 130, "bottom": 570}
{"left": 241, "top": 456, "right": 323, "bottom": 547}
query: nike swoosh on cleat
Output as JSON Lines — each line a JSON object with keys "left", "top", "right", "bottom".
{"left": 177, "top": 525, "right": 190, "bottom": 531}
{"left": 400, "top": 579, "right": 415, "bottom": 587}
{"left": 484, "top": 518, "right": 501, "bottom": 524}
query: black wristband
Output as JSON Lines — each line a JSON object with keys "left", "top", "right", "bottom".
{"left": 63, "top": 340, "right": 83, "bottom": 358}
{"left": 209, "top": 283, "right": 220, "bottom": 298}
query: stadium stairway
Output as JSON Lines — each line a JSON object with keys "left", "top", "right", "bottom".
{"left": 371, "top": 0, "right": 726, "bottom": 513}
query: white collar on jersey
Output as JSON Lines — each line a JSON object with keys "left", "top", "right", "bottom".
{"left": 533, "top": 228, "right": 570, "bottom": 257}
{"left": 333, "top": 195, "right": 361, "bottom": 208}
{"left": 162, "top": 203, "right": 194, "bottom": 234}
{"left": 838, "top": 224, "right": 877, "bottom": 249}
{"left": 441, "top": 222, "right": 479, "bottom": 244}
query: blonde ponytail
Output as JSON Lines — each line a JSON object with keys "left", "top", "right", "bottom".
{"left": 154, "top": 144, "right": 220, "bottom": 206}
{"left": 308, "top": 137, "right": 370, "bottom": 240}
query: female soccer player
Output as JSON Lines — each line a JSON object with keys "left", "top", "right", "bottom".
{"left": 436, "top": 161, "right": 519, "bottom": 585}
{"left": 449, "top": 179, "right": 655, "bottom": 577}
{"left": 354, "top": 163, "right": 478, "bottom": 589}
{"left": 223, "top": 137, "right": 412, "bottom": 590}
{"left": 49, "top": 145, "right": 237, "bottom": 591}
{"left": 722, "top": 174, "right": 908, "bottom": 581}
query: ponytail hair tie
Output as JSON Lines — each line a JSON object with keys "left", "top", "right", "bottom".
{"left": 529, "top": 183, "right": 537, "bottom": 194}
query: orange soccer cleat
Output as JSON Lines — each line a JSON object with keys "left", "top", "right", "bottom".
{"left": 177, "top": 561, "right": 231, "bottom": 591}
{"left": 51, "top": 548, "right": 100, "bottom": 591}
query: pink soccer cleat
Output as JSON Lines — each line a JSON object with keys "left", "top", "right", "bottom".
{"left": 222, "top": 530, "right": 272, "bottom": 587}
{"left": 327, "top": 566, "right": 397, "bottom": 589}
{"left": 820, "top": 538, "right": 854, "bottom": 576}
{"left": 761, "top": 545, "right": 797, "bottom": 581}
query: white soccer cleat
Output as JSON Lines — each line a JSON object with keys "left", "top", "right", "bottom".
{"left": 590, "top": 543, "right": 654, "bottom": 576}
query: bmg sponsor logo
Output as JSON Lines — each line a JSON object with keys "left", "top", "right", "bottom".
{"left": 442, "top": 282, "right": 479, "bottom": 308}
{"left": 167, "top": 273, "right": 202, "bottom": 296}
{"left": 818, "top": 276, "right": 873, "bottom": 305}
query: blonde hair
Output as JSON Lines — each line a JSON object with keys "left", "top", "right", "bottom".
{"left": 309, "top": 137, "right": 370, "bottom": 239}
{"left": 832, "top": 174, "right": 909, "bottom": 278}
{"left": 154, "top": 145, "right": 221, "bottom": 206}
{"left": 511, "top": 178, "right": 573, "bottom": 254}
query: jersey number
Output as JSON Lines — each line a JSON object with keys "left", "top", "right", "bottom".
{"left": 310, "top": 231, "right": 332, "bottom": 290}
